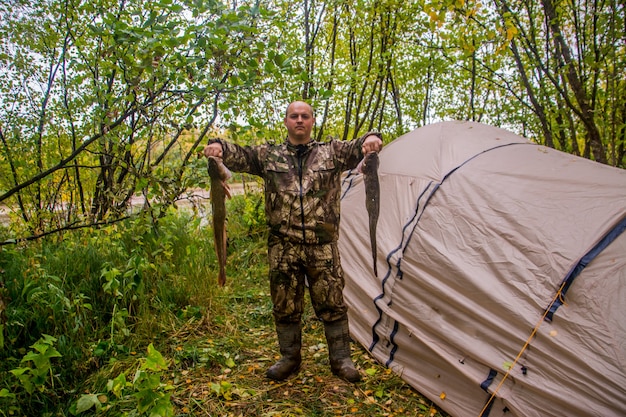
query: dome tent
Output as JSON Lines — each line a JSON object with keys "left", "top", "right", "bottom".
{"left": 338, "top": 121, "right": 626, "bottom": 417}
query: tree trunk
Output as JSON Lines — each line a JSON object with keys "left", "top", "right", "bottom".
{"left": 541, "top": 0, "right": 606, "bottom": 163}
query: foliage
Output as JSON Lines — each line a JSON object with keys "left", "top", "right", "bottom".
{"left": 0, "top": 204, "right": 216, "bottom": 415}
{"left": 1, "top": 0, "right": 624, "bottom": 246}
{"left": 9, "top": 334, "right": 62, "bottom": 395}
{"left": 422, "top": 0, "right": 625, "bottom": 165}
{"left": 0, "top": 0, "right": 281, "bottom": 240}
{"left": 73, "top": 343, "right": 174, "bottom": 416}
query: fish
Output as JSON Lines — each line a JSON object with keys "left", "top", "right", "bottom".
{"left": 361, "top": 152, "right": 380, "bottom": 277}
{"left": 207, "top": 156, "right": 232, "bottom": 287}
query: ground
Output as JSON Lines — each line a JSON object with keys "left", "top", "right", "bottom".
{"left": 163, "top": 306, "right": 449, "bottom": 417}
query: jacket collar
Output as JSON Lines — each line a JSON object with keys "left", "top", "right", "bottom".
{"left": 286, "top": 138, "right": 315, "bottom": 156}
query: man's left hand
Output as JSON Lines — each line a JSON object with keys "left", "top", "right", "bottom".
{"left": 362, "top": 133, "right": 383, "bottom": 154}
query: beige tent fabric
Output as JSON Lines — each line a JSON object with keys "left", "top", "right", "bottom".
{"left": 339, "top": 121, "right": 626, "bottom": 417}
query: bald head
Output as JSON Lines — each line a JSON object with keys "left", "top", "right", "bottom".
{"left": 284, "top": 101, "right": 315, "bottom": 145}
{"left": 285, "top": 101, "right": 314, "bottom": 119}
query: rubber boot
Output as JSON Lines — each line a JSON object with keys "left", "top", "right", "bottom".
{"left": 324, "top": 318, "right": 362, "bottom": 383}
{"left": 266, "top": 322, "right": 302, "bottom": 381}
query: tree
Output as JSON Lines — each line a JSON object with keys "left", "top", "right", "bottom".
{"left": 0, "top": 0, "right": 273, "bottom": 242}
{"left": 1, "top": 0, "right": 623, "bottom": 244}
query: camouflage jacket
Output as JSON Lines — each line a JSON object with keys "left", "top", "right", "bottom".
{"left": 215, "top": 135, "right": 368, "bottom": 244}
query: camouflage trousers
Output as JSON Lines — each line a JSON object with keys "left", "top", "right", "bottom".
{"left": 268, "top": 237, "right": 348, "bottom": 324}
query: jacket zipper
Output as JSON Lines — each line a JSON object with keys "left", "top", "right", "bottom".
{"left": 297, "top": 151, "right": 306, "bottom": 241}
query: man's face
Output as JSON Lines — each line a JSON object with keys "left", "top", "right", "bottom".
{"left": 284, "top": 101, "right": 315, "bottom": 144}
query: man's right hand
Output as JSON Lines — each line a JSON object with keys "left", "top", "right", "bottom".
{"left": 203, "top": 142, "right": 223, "bottom": 158}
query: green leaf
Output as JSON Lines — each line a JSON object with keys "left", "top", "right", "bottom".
{"left": 225, "top": 357, "right": 236, "bottom": 368}
{"left": 134, "top": 388, "right": 158, "bottom": 413}
{"left": 220, "top": 381, "right": 233, "bottom": 400}
{"left": 107, "top": 372, "right": 127, "bottom": 398}
{"left": 9, "top": 367, "right": 34, "bottom": 394}
{"left": 143, "top": 343, "right": 168, "bottom": 372}
{"left": 263, "top": 60, "right": 276, "bottom": 74}
{"left": 0, "top": 388, "right": 15, "bottom": 399}
{"left": 9, "top": 367, "right": 29, "bottom": 377}
{"left": 365, "top": 367, "right": 378, "bottom": 376}
{"left": 75, "top": 394, "right": 102, "bottom": 413}
{"left": 320, "top": 89, "right": 333, "bottom": 100}
{"left": 150, "top": 395, "right": 175, "bottom": 417}
{"left": 210, "top": 382, "right": 221, "bottom": 395}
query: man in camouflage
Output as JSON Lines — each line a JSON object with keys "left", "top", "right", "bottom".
{"left": 204, "top": 101, "right": 382, "bottom": 382}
